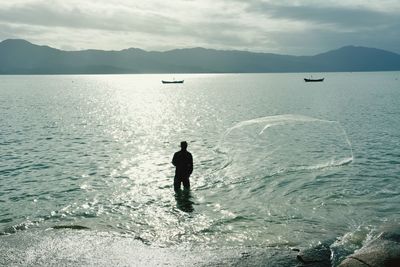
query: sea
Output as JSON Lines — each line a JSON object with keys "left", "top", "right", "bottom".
{"left": 0, "top": 72, "right": 399, "bottom": 266}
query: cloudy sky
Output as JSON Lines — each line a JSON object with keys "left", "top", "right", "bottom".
{"left": 0, "top": 0, "right": 399, "bottom": 55}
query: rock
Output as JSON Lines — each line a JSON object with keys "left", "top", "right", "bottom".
{"left": 296, "top": 241, "right": 333, "bottom": 267}
{"left": 338, "top": 225, "right": 400, "bottom": 267}
{"left": 52, "top": 225, "right": 90, "bottom": 230}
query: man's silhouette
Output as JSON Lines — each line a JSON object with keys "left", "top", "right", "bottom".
{"left": 172, "top": 141, "right": 193, "bottom": 191}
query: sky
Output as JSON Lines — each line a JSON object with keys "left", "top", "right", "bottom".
{"left": 0, "top": 0, "right": 399, "bottom": 55}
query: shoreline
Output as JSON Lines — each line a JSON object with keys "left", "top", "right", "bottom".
{"left": 2, "top": 224, "right": 399, "bottom": 266}
{"left": 0, "top": 229, "right": 298, "bottom": 266}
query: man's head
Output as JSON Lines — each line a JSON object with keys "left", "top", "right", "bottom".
{"left": 180, "top": 141, "right": 188, "bottom": 150}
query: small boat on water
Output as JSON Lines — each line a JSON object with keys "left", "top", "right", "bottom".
{"left": 162, "top": 80, "right": 184, "bottom": 84}
{"left": 304, "top": 78, "right": 324, "bottom": 82}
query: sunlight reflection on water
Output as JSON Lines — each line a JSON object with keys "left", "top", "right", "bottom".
{"left": 1, "top": 73, "right": 399, "bottom": 250}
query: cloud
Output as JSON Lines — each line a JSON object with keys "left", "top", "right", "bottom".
{"left": 239, "top": 1, "right": 400, "bottom": 53}
{"left": 0, "top": 0, "right": 399, "bottom": 54}
{"left": 0, "top": 1, "right": 179, "bottom": 34}
{"left": 246, "top": 2, "right": 400, "bottom": 31}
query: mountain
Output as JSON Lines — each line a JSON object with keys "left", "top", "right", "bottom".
{"left": 1, "top": 39, "right": 400, "bottom": 74}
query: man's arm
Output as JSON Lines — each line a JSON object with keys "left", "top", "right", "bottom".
{"left": 172, "top": 152, "right": 177, "bottom": 166}
{"left": 188, "top": 153, "right": 193, "bottom": 174}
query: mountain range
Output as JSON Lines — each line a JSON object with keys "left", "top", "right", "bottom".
{"left": 1, "top": 39, "right": 400, "bottom": 74}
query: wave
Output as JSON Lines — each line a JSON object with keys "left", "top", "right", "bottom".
{"left": 288, "top": 156, "right": 353, "bottom": 172}
{"left": 0, "top": 221, "right": 34, "bottom": 235}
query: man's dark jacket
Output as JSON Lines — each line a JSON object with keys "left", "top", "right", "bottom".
{"left": 172, "top": 150, "right": 193, "bottom": 178}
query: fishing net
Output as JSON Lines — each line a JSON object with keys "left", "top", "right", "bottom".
{"left": 218, "top": 114, "right": 353, "bottom": 178}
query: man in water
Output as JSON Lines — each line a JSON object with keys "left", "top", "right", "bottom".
{"left": 172, "top": 141, "right": 193, "bottom": 191}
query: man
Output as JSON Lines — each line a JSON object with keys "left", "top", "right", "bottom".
{"left": 172, "top": 141, "right": 193, "bottom": 191}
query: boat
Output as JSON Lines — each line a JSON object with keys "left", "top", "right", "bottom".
{"left": 162, "top": 80, "right": 184, "bottom": 84}
{"left": 304, "top": 78, "right": 324, "bottom": 82}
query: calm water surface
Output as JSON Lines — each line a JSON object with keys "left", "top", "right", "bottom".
{"left": 1, "top": 73, "right": 399, "bottom": 254}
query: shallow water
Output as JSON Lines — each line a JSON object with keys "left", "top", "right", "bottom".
{"left": 1, "top": 73, "right": 399, "bottom": 256}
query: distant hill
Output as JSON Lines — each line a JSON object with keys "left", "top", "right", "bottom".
{"left": 1, "top": 39, "right": 400, "bottom": 74}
